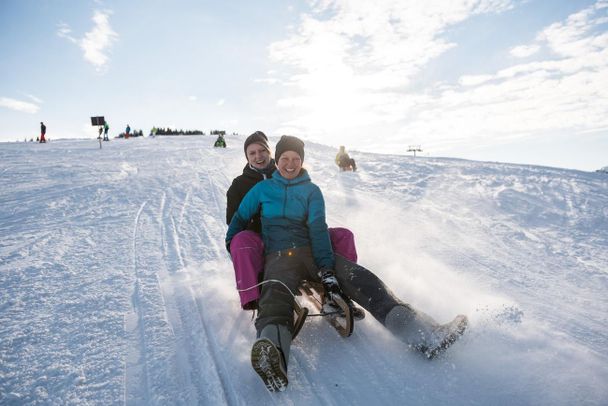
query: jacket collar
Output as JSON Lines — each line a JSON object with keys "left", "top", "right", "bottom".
{"left": 272, "top": 168, "right": 310, "bottom": 185}
{"left": 243, "top": 159, "right": 276, "bottom": 179}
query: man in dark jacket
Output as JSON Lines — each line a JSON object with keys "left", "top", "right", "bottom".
{"left": 40, "top": 122, "right": 47, "bottom": 143}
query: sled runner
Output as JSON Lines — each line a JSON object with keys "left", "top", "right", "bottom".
{"left": 292, "top": 280, "right": 365, "bottom": 339}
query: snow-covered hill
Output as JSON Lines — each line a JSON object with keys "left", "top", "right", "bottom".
{"left": 1, "top": 136, "right": 607, "bottom": 405}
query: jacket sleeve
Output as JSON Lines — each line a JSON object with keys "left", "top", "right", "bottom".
{"left": 307, "top": 186, "right": 335, "bottom": 270}
{"left": 226, "top": 179, "right": 241, "bottom": 225}
{"left": 225, "top": 184, "right": 262, "bottom": 248}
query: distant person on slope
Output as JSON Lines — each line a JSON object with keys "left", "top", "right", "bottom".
{"left": 335, "top": 145, "right": 356, "bottom": 171}
{"left": 214, "top": 134, "right": 227, "bottom": 148}
{"left": 226, "top": 135, "right": 468, "bottom": 392}
{"left": 125, "top": 124, "right": 131, "bottom": 139}
{"left": 39, "top": 122, "right": 47, "bottom": 143}
{"left": 103, "top": 122, "right": 110, "bottom": 141}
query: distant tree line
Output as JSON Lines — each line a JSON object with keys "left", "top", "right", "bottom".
{"left": 147, "top": 127, "right": 231, "bottom": 136}
{"left": 154, "top": 127, "right": 205, "bottom": 136}
{"left": 118, "top": 129, "right": 144, "bottom": 138}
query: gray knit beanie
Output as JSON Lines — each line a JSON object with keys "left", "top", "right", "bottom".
{"left": 244, "top": 131, "right": 270, "bottom": 156}
{"left": 275, "top": 135, "right": 305, "bottom": 162}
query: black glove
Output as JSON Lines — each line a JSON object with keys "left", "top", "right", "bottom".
{"left": 320, "top": 269, "right": 343, "bottom": 298}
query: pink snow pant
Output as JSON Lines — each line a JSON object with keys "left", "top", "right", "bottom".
{"left": 230, "top": 227, "right": 358, "bottom": 309}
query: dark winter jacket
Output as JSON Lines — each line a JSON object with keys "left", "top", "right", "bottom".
{"left": 226, "top": 169, "right": 335, "bottom": 270}
{"left": 226, "top": 160, "right": 275, "bottom": 231}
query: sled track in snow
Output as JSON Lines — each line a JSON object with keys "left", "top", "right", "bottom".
{"left": 160, "top": 189, "right": 186, "bottom": 272}
{"left": 187, "top": 172, "right": 240, "bottom": 403}
{"left": 125, "top": 200, "right": 152, "bottom": 405}
{"left": 126, "top": 194, "right": 209, "bottom": 404}
{"left": 157, "top": 183, "right": 236, "bottom": 404}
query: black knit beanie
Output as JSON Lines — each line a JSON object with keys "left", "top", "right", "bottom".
{"left": 275, "top": 135, "right": 305, "bottom": 162}
{"left": 243, "top": 131, "right": 270, "bottom": 156}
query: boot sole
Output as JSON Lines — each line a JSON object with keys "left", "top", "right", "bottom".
{"left": 425, "top": 315, "right": 468, "bottom": 359}
{"left": 251, "top": 338, "right": 288, "bottom": 392}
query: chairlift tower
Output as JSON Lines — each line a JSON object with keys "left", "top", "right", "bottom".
{"left": 407, "top": 145, "right": 422, "bottom": 157}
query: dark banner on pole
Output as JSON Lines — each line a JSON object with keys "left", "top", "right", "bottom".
{"left": 91, "top": 116, "right": 105, "bottom": 126}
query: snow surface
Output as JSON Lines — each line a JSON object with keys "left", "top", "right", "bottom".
{"left": 1, "top": 136, "right": 607, "bottom": 405}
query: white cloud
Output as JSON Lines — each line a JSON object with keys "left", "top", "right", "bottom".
{"left": 58, "top": 10, "right": 118, "bottom": 72}
{"left": 80, "top": 11, "right": 118, "bottom": 70}
{"left": 188, "top": 95, "right": 198, "bottom": 101}
{"left": 267, "top": 0, "right": 607, "bottom": 155}
{"left": 538, "top": 1, "right": 608, "bottom": 58}
{"left": 403, "top": 1, "right": 608, "bottom": 150}
{"left": 254, "top": 77, "right": 279, "bottom": 85}
{"left": 216, "top": 99, "right": 225, "bottom": 106}
{"left": 459, "top": 74, "right": 494, "bottom": 86}
{"left": 57, "top": 22, "right": 76, "bottom": 43}
{"left": 0, "top": 97, "right": 40, "bottom": 114}
{"left": 23, "top": 93, "right": 44, "bottom": 104}
{"left": 271, "top": 0, "right": 516, "bottom": 89}
{"left": 401, "top": 68, "right": 608, "bottom": 148}
{"left": 510, "top": 44, "right": 540, "bottom": 58}
{"left": 268, "top": 1, "right": 517, "bottom": 139}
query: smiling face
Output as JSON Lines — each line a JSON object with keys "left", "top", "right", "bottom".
{"left": 246, "top": 143, "right": 271, "bottom": 170}
{"left": 276, "top": 150, "right": 302, "bottom": 180}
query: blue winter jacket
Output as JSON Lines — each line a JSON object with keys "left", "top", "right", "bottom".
{"left": 225, "top": 169, "right": 335, "bottom": 270}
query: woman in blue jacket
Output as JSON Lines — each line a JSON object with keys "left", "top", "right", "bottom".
{"left": 226, "top": 135, "right": 467, "bottom": 392}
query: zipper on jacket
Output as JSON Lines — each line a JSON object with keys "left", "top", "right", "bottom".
{"left": 282, "top": 183, "right": 288, "bottom": 217}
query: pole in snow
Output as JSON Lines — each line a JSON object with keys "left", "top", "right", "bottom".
{"left": 407, "top": 145, "right": 422, "bottom": 157}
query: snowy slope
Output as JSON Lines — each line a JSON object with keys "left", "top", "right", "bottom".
{"left": 1, "top": 136, "right": 607, "bottom": 405}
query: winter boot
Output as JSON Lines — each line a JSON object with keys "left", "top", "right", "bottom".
{"left": 251, "top": 324, "right": 292, "bottom": 392}
{"left": 384, "top": 305, "right": 468, "bottom": 359}
{"left": 423, "top": 315, "right": 468, "bottom": 359}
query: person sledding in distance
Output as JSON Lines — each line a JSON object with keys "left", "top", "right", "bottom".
{"left": 226, "top": 135, "right": 468, "bottom": 392}
{"left": 335, "top": 145, "right": 356, "bottom": 171}
{"left": 214, "top": 134, "right": 227, "bottom": 147}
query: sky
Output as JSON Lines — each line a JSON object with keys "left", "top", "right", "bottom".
{"left": 0, "top": 0, "right": 607, "bottom": 171}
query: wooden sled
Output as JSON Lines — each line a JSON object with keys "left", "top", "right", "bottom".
{"left": 292, "top": 280, "right": 364, "bottom": 339}
{"left": 338, "top": 164, "right": 355, "bottom": 172}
